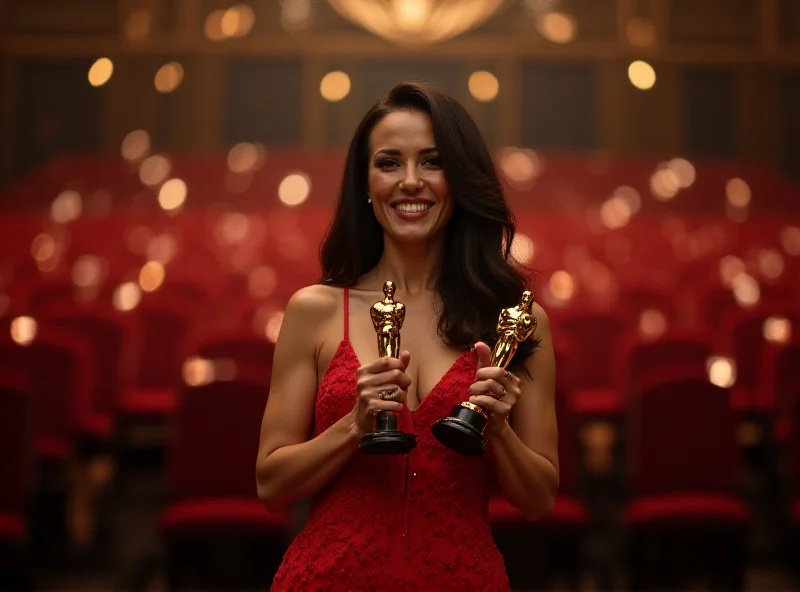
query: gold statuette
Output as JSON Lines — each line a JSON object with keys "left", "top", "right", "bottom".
{"left": 432, "top": 291, "right": 537, "bottom": 457}
{"left": 358, "top": 281, "right": 417, "bottom": 455}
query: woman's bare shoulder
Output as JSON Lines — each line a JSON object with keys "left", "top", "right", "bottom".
{"left": 284, "top": 284, "right": 341, "bottom": 322}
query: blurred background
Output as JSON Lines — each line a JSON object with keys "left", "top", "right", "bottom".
{"left": 0, "top": 0, "right": 799, "bottom": 590}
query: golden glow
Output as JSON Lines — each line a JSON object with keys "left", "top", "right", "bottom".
{"left": 158, "top": 178, "right": 187, "bottom": 211}
{"left": 10, "top": 316, "right": 37, "bottom": 346}
{"left": 780, "top": 226, "right": 800, "bottom": 256}
{"left": 51, "top": 190, "right": 83, "bottom": 223}
{"left": 650, "top": 165, "right": 680, "bottom": 201}
{"left": 538, "top": 12, "right": 576, "bottom": 44}
{"left": 549, "top": 270, "right": 575, "bottom": 302}
{"left": 763, "top": 316, "right": 791, "bottom": 344}
{"left": 146, "top": 233, "right": 178, "bottom": 265}
{"left": 667, "top": 158, "right": 696, "bottom": 188}
{"left": 31, "top": 233, "right": 56, "bottom": 262}
{"left": 600, "top": 196, "right": 632, "bottom": 229}
{"left": 612, "top": 186, "right": 641, "bottom": 214}
{"left": 626, "top": 17, "right": 656, "bottom": 48}
{"left": 628, "top": 60, "right": 656, "bottom": 90}
{"left": 726, "top": 178, "right": 751, "bottom": 208}
{"left": 757, "top": 249, "right": 784, "bottom": 280}
{"left": 88, "top": 58, "right": 114, "bottom": 87}
{"left": 468, "top": 71, "right": 499, "bottom": 102}
{"left": 113, "top": 282, "right": 142, "bottom": 312}
{"left": 121, "top": 129, "right": 150, "bottom": 161}
{"left": 327, "top": 0, "right": 505, "bottom": 45}
{"left": 124, "top": 9, "right": 151, "bottom": 41}
{"left": 227, "top": 142, "right": 265, "bottom": 174}
{"left": 320, "top": 71, "right": 352, "bottom": 102}
{"left": 707, "top": 356, "right": 736, "bottom": 388}
{"left": 731, "top": 273, "right": 760, "bottom": 308}
{"left": 71, "top": 255, "right": 104, "bottom": 288}
{"left": 138, "top": 261, "right": 166, "bottom": 293}
{"left": 498, "top": 148, "right": 542, "bottom": 187}
{"left": 139, "top": 154, "right": 171, "bottom": 187}
{"left": 638, "top": 309, "right": 668, "bottom": 340}
{"left": 718, "top": 255, "right": 746, "bottom": 287}
{"left": 221, "top": 3, "right": 256, "bottom": 38}
{"left": 183, "top": 356, "right": 215, "bottom": 386}
{"left": 278, "top": 173, "right": 311, "bottom": 206}
{"left": 205, "top": 10, "right": 226, "bottom": 41}
{"left": 154, "top": 62, "right": 184, "bottom": 94}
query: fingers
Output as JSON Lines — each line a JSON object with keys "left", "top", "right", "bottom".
{"left": 358, "top": 386, "right": 405, "bottom": 414}
{"left": 359, "top": 353, "right": 410, "bottom": 376}
{"left": 469, "top": 394, "right": 513, "bottom": 416}
{"left": 358, "top": 367, "right": 412, "bottom": 391}
{"left": 474, "top": 366, "right": 519, "bottom": 385}
{"left": 473, "top": 341, "right": 492, "bottom": 370}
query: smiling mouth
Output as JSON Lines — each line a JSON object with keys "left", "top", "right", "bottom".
{"left": 392, "top": 202, "right": 433, "bottom": 213}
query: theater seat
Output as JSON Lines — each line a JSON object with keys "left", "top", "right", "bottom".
{"left": 624, "top": 493, "right": 750, "bottom": 527}
{"left": 158, "top": 498, "right": 290, "bottom": 536}
{"left": 490, "top": 495, "right": 589, "bottom": 527}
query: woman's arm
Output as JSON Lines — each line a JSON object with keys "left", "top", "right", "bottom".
{"left": 255, "top": 286, "right": 362, "bottom": 511}
{"left": 470, "top": 303, "right": 559, "bottom": 520}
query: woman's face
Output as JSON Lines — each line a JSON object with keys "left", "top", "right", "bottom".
{"left": 367, "top": 109, "right": 453, "bottom": 244}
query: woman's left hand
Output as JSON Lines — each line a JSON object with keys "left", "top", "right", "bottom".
{"left": 468, "top": 341, "right": 522, "bottom": 435}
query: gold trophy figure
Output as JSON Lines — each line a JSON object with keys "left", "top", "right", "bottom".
{"left": 432, "top": 291, "right": 537, "bottom": 457}
{"left": 358, "top": 281, "right": 417, "bottom": 455}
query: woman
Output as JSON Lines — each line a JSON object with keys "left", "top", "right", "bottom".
{"left": 256, "top": 81, "right": 558, "bottom": 591}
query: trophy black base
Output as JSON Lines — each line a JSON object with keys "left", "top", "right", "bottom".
{"left": 358, "top": 410, "right": 416, "bottom": 455}
{"left": 358, "top": 431, "right": 417, "bottom": 455}
{"left": 431, "top": 404, "right": 488, "bottom": 457}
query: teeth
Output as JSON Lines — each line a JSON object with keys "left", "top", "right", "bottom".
{"left": 394, "top": 203, "right": 432, "bottom": 213}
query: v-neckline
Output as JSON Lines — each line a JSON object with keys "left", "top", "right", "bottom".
{"left": 342, "top": 339, "right": 470, "bottom": 414}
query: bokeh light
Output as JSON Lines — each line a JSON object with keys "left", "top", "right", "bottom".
{"left": 88, "top": 58, "right": 114, "bottom": 87}
{"left": 763, "top": 316, "right": 791, "bottom": 344}
{"left": 538, "top": 12, "right": 576, "bottom": 44}
{"left": 510, "top": 233, "right": 535, "bottom": 265}
{"left": 628, "top": 60, "right": 656, "bottom": 90}
{"left": 113, "top": 282, "right": 142, "bottom": 312}
{"left": 320, "top": 71, "right": 351, "bottom": 102}
{"left": 10, "top": 316, "right": 37, "bottom": 346}
{"left": 158, "top": 178, "right": 188, "bottom": 211}
{"left": 707, "top": 356, "right": 736, "bottom": 388}
{"left": 468, "top": 71, "right": 499, "bottom": 102}
{"left": 122, "top": 130, "right": 151, "bottom": 161}
{"left": 278, "top": 173, "right": 311, "bottom": 206}
{"left": 139, "top": 261, "right": 166, "bottom": 293}
{"left": 154, "top": 62, "right": 184, "bottom": 94}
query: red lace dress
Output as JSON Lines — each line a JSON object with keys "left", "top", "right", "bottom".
{"left": 271, "top": 288, "right": 510, "bottom": 592}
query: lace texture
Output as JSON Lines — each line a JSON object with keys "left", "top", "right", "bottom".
{"left": 271, "top": 339, "right": 510, "bottom": 592}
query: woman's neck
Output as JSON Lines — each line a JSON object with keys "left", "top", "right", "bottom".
{"left": 363, "top": 235, "right": 443, "bottom": 296}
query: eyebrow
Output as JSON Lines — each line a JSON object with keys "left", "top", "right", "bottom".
{"left": 373, "top": 146, "right": 438, "bottom": 158}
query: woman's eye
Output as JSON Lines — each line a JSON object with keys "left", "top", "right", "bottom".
{"left": 376, "top": 159, "right": 398, "bottom": 169}
{"left": 423, "top": 156, "right": 441, "bottom": 167}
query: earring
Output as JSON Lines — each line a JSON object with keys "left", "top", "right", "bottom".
{"left": 367, "top": 197, "right": 372, "bottom": 204}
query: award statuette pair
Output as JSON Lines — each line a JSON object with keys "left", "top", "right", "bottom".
{"left": 358, "top": 281, "right": 537, "bottom": 458}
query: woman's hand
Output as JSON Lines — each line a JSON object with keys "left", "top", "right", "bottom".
{"left": 468, "top": 341, "right": 522, "bottom": 435}
{"left": 350, "top": 350, "right": 412, "bottom": 436}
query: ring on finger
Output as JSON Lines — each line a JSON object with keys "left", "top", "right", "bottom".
{"left": 499, "top": 385, "right": 506, "bottom": 397}
{"left": 505, "top": 370, "right": 512, "bottom": 380}
{"left": 379, "top": 388, "right": 399, "bottom": 401}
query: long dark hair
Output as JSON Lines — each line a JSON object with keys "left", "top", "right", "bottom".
{"left": 319, "top": 81, "right": 538, "bottom": 369}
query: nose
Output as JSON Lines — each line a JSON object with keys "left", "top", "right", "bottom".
{"left": 399, "top": 166, "right": 423, "bottom": 193}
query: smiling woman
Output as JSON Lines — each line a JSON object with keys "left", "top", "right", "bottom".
{"left": 256, "top": 81, "right": 559, "bottom": 592}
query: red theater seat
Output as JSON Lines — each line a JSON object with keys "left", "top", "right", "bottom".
{"left": 624, "top": 373, "right": 750, "bottom": 590}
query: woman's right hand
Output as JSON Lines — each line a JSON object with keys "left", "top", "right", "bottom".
{"left": 351, "top": 350, "right": 412, "bottom": 436}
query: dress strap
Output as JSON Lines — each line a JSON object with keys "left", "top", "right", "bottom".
{"left": 343, "top": 287, "right": 349, "bottom": 341}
